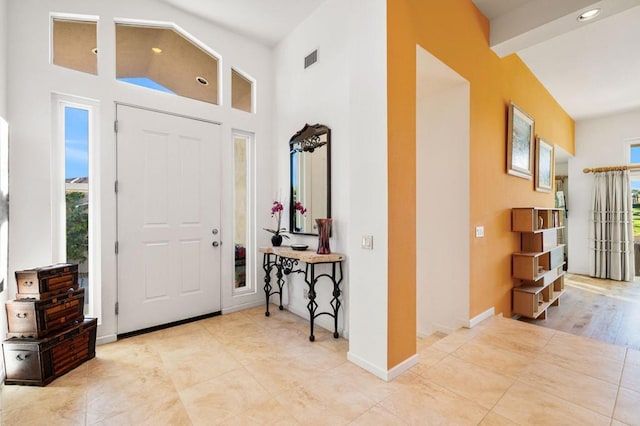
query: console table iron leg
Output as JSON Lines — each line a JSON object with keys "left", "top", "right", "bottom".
{"left": 306, "top": 263, "right": 318, "bottom": 342}
{"left": 262, "top": 254, "right": 273, "bottom": 316}
{"left": 276, "top": 258, "right": 285, "bottom": 310}
{"left": 331, "top": 262, "right": 343, "bottom": 338}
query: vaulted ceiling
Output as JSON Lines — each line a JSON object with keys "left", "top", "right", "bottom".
{"left": 55, "top": 1, "right": 640, "bottom": 122}
{"left": 161, "top": 0, "right": 640, "bottom": 122}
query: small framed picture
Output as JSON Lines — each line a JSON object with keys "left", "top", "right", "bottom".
{"left": 535, "top": 137, "right": 554, "bottom": 192}
{"left": 507, "top": 102, "right": 535, "bottom": 179}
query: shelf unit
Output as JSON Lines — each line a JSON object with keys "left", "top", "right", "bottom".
{"left": 511, "top": 208, "right": 566, "bottom": 319}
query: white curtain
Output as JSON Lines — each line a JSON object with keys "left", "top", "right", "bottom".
{"left": 589, "top": 170, "right": 634, "bottom": 281}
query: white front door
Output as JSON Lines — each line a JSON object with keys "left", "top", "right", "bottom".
{"left": 116, "top": 105, "right": 221, "bottom": 334}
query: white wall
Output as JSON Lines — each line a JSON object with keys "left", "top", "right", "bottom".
{"left": 416, "top": 47, "right": 470, "bottom": 336}
{"left": 6, "top": 0, "right": 274, "bottom": 342}
{"left": 0, "top": 118, "right": 7, "bottom": 380}
{"left": 555, "top": 161, "right": 568, "bottom": 176}
{"left": 345, "top": 0, "right": 388, "bottom": 378}
{"left": 568, "top": 108, "right": 640, "bottom": 275}
{"left": 0, "top": 0, "right": 7, "bottom": 117}
{"left": 0, "top": 0, "right": 8, "bottom": 380}
{"left": 274, "top": 0, "right": 390, "bottom": 378}
{"left": 273, "top": 0, "right": 351, "bottom": 335}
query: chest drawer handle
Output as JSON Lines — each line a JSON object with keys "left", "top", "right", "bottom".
{"left": 16, "top": 312, "right": 28, "bottom": 319}
{"left": 16, "top": 354, "right": 31, "bottom": 361}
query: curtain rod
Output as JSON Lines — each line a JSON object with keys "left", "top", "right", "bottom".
{"left": 582, "top": 164, "right": 640, "bottom": 173}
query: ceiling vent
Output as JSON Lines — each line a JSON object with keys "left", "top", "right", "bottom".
{"left": 304, "top": 49, "right": 318, "bottom": 69}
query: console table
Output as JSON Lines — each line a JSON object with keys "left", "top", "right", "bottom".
{"left": 259, "top": 247, "right": 345, "bottom": 341}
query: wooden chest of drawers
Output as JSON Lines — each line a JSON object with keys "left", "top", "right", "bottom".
{"left": 3, "top": 318, "right": 97, "bottom": 386}
{"left": 5, "top": 288, "right": 85, "bottom": 338}
{"left": 15, "top": 263, "right": 78, "bottom": 300}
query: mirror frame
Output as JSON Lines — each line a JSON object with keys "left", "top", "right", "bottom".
{"left": 289, "top": 123, "right": 331, "bottom": 236}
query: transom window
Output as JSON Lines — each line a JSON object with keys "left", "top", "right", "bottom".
{"left": 52, "top": 18, "right": 98, "bottom": 75}
{"left": 630, "top": 143, "right": 640, "bottom": 164}
{"left": 115, "top": 23, "right": 219, "bottom": 104}
{"left": 232, "top": 69, "right": 254, "bottom": 113}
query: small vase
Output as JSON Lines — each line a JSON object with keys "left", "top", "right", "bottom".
{"left": 316, "top": 218, "right": 332, "bottom": 254}
{"left": 271, "top": 234, "right": 283, "bottom": 247}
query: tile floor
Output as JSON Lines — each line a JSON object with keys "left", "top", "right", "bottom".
{"left": 1, "top": 306, "right": 639, "bottom": 425}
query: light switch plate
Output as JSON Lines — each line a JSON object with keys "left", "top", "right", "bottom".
{"left": 362, "top": 235, "right": 373, "bottom": 250}
{"left": 475, "top": 226, "right": 484, "bottom": 238}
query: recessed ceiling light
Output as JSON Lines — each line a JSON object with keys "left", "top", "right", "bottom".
{"left": 151, "top": 47, "right": 163, "bottom": 54}
{"left": 577, "top": 8, "right": 600, "bottom": 22}
{"left": 91, "top": 47, "right": 98, "bottom": 55}
{"left": 196, "top": 76, "right": 209, "bottom": 86}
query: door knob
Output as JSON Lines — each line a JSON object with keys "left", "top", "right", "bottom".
{"left": 212, "top": 229, "right": 219, "bottom": 235}
{"left": 212, "top": 241, "right": 220, "bottom": 247}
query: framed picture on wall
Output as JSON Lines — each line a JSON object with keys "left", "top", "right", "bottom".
{"left": 507, "top": 102, "right": 535, "bottom": 179}
{"left": 535, "top": 137, "right": 554, "bottom": 192}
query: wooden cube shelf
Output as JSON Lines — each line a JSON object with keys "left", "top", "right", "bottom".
{"left": 521, "top": 229, "right": 558, "bottom": 252}
{"left": 512, "top": 207, "right": 564, "bottom": 233}
{"left": 511, "top": 208, "right": 566, "bottom": 320}
{"left": 512, "top": 247, "right": 564, "bottom": 281}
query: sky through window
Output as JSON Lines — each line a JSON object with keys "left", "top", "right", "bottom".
{"left": 65, "top": 107, "right": 89, "bottom": 180}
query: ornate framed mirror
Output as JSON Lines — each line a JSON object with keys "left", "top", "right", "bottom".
{"left": 289, "top": 123, "right": 331, "bottom": 235}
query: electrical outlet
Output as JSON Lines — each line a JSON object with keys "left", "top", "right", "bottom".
{"left": 475, "top": 226, "right": 485, "bottom": 238}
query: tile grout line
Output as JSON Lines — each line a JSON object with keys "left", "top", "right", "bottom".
{"left": 462, "top": 332, "right": 533, "bottom": 426}
{"left": 610, "top": 348, "right": 628, "bottom": 425}
{"left": 477, "top": 380, "right": 525, "bottom": 426}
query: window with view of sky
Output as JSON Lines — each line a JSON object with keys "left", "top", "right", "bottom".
{"left": 65, "top": 107, "right": 89, "bottom": 179}
{"left": 630, "top": 145, "right": 640, "bottom": 191}
{"left": 64, "top": 106, "right": 90, "bottom": 314}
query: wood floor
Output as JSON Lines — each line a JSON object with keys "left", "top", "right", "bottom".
{"left": 519, "top": 273, "right": 640, "bottom": 350}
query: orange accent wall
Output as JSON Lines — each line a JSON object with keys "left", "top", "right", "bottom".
{"left": 387, "top": 0, "right": 575, "bottom": 369}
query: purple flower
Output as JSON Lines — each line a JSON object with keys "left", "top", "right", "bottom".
{"left": 294, "top": 202, "right": 307, "bottom": 215}
{"left": 271, "top": 201, "right": 284, "bottom": 216}
{"left": 264, "top": 200, "right": 289, "bottom": 238}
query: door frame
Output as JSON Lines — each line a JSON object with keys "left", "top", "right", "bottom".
{"left": 114, "top": 103, "right": 223, "bottom": 335}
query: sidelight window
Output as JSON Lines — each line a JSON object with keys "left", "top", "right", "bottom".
{"left": 53, "top": 95, "right": 100, "bottom": 319}
{"left": 233, "top": 131, "right": 254, "bottom": 293}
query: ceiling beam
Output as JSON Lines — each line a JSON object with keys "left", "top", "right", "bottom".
{"left": 480, "top": 0, "right": 640, "bottom": 57}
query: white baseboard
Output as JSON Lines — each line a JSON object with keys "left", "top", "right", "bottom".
{"left": 387, "top": 353, "right": 419, "bottom": 381}
{"left": 419, "top": 320, "right": 467, "bottom": 337}
{"left": 432, "top": 323, "right": 457, "bottom": 335}
{"left": 466, "top": 307, "right": 495, "bottom": 328}
{"left": 97, "top": 334, "right": 117, "bottom": 346}
{"left": 347, "top": 352, "right": 419, "bottom": 382}
{"left": 221, "top": 299, "right": 264, "bottom": 315}
{"left": 347, "top": 351, "right": 389, "bottom": 381}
